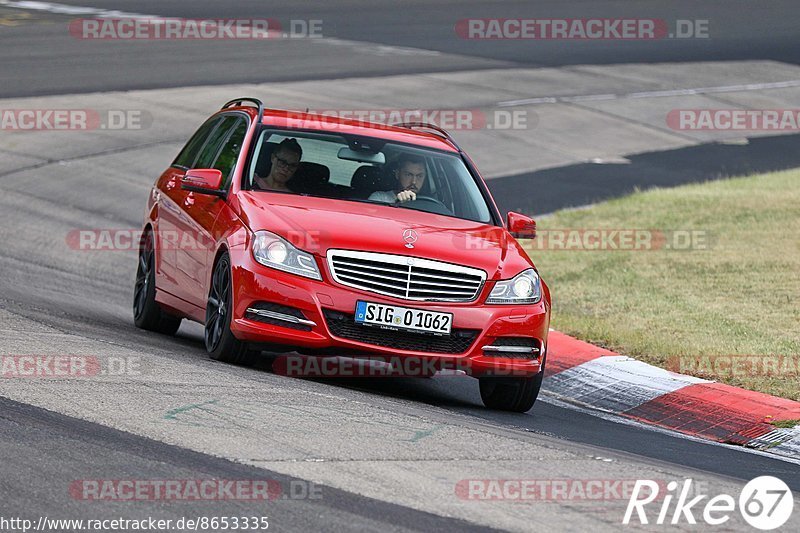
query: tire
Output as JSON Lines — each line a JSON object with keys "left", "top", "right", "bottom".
{"left": 205, "top": 252, "right": 251, "bottom": 364}
{"left": 133, "top": 230, "right": 182, "bottom": 335}
{"left": 479, "top": 359, "right": 545, "bottom": 412}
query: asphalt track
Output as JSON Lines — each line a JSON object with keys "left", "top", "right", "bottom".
{"left": 1, "top": 0, "right": 800, "bottom": 97}
{"left": 0, "top": 398, "right": 497, "bottom": 533}
{"left": 1, "top": 1, "right": 799, "bottom": 531}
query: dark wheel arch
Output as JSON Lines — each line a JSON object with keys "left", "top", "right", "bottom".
{"left": 205, "top": 249, "right": 252, "bottom": 364}
{"left": 133, "top": 227, "right": 181, "bottom": 335}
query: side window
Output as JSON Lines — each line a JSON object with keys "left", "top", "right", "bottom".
{"left": 195, "top": 116, "right": 239, "bottom": 169}
{"left": 213, "top": 119, "right": 247, "bottom": 186}
{"left": 173, "top": 117, "right": 221, "bottom": 169}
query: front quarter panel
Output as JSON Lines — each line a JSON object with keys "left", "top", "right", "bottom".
{"left": 210, "top": 200, "right": 251, "bottom": 316}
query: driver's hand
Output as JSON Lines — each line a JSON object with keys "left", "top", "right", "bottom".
{"left": 396, "top": 190, "right": 417, "bottom": 203}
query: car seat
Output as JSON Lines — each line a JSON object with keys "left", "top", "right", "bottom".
{"left": 288, "top": 162, "right": 330, "bottom": 195}
{"left": 350, "top": 165, "right": 385, "bottom": 198}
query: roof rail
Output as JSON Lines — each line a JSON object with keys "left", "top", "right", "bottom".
{"left": 392, "top": 121, "right": 462, "bottom": 151}
{"left": 221, "top": 97, "right": 264, "bottom": 122}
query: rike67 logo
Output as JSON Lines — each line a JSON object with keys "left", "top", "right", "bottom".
{"left": 624, "top": 476, "right": 794, "bottom": 530}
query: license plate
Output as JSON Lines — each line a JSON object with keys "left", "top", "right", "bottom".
{"left": 354, "top": 301, "right": 452, "bottom": 335}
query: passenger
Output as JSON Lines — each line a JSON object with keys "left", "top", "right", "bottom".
{"left": 254, "top": 138, "right": 302, "bottom": 192}
{"left": 369, "top": 154, "right": 426, "bottom": 203}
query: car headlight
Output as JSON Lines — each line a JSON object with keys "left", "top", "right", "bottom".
{"left": 252, "top": 230, "right": 321, "bottom": 280}
{"left": 487, "top": 268, "right": 541, "bottom": 304}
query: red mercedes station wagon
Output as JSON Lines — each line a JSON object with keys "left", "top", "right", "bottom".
{"left": 134, "top": 98, "right": 551, "bottom": 411}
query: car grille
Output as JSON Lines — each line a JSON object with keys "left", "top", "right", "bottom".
{"left": 323, "top": 309, "right": 479, "bottom": 354}
{"left": 327, "top": 249, "right": 486, "bottom": 302}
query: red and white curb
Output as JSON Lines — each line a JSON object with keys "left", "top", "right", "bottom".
{"left": 544, "top": 331, "right": 800, "bottom": 459}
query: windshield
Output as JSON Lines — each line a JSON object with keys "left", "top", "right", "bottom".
{"left": 246, "top": 129, "right": 494, "bottom": 223}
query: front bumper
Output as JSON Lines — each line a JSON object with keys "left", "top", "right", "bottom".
{"left": 229, "top": 253, "right": 550, "bottom": 378}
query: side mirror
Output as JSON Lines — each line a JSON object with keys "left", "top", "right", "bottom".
{"left": 181, "top": 169, "right": 225, "bottom": 197}
{"left": 507, "top": 211, "right": 536, "bottom": 239}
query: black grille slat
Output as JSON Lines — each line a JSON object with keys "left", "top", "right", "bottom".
{"left": 336, "top": 275, "right": 407, "bottom": 296}
{"left": 413, "top": 267, "right": 483, "bottom": 283}
{"left": 408, "top": 292, "right": 475, "bottom": 299}
{"left": 248, "top": 302, "right": 305, "bottom": 318}
{"left": 488, "top": 337, "right": 539, "bottom": 347}
{"left": 408, "top": 278, "right": 478, "bottom": 289}
{"left": 487, "top": 352, "right": 537, "bottom": 360}
{"left": 408, "top": 286, "right": 476, "bottom": 295}
{"left": 333, "top": 257, "right": 409, "bottom": 274}
{"left": 323, "top": 309, "right": 478, "bottom": 354}
{"left": 335, "top": 269, "right": 408, "bottom": 289}
{"left": 333, "top": 263, "right": 409, "bottom": 282}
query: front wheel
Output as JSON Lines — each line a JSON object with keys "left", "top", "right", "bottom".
{"left": 133, "top": 231, "right": 181, "bottom": 335}
{"left": 205, "top": 252, "right": 251, "bottom": 364}
{"left": 479, "top": 360, "right": 545, "bottom": 412}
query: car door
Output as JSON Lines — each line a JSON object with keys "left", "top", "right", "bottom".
{"left": 156, "top": 116, "right": 222, "bottom": 299}
{"left": 175, "top": 114, "right": 248, "bottom": 309}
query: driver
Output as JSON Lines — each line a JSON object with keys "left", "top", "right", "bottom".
{"left": 369, "top": 154, "right": 426, "bottom": 203}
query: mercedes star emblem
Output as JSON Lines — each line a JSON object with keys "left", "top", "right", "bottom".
{"left": 403, "top": 229, "right": 418, "bottom": 248}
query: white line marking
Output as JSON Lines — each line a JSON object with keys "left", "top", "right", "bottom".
{"left": 564, "top": 93, "right": 617, "bottom": 102}
{"left": 312, "top": 37, "right": 441, "bottom": 57}
{"left": 0, "top": 0, "right": 150, "bottom": 18}
{"left": 0, "top": 1, "right": 443, "bottom": 57}
{"left": 499, "top": 79, "right": 800, "bottom": 107}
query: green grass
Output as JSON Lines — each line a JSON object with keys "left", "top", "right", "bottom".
{"left": 521, "top": 169, "right": 800, "bottom": 400}
{"left": 770, "top": 419, "right": 799, "bottom": 429}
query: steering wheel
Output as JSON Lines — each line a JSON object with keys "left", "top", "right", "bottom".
{"left": 401, "top": 195, "right": 453, "bottom": 215}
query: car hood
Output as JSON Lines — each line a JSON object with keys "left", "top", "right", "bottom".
{"left": 234, "top": 192, "right": 534, "bottom": 280}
